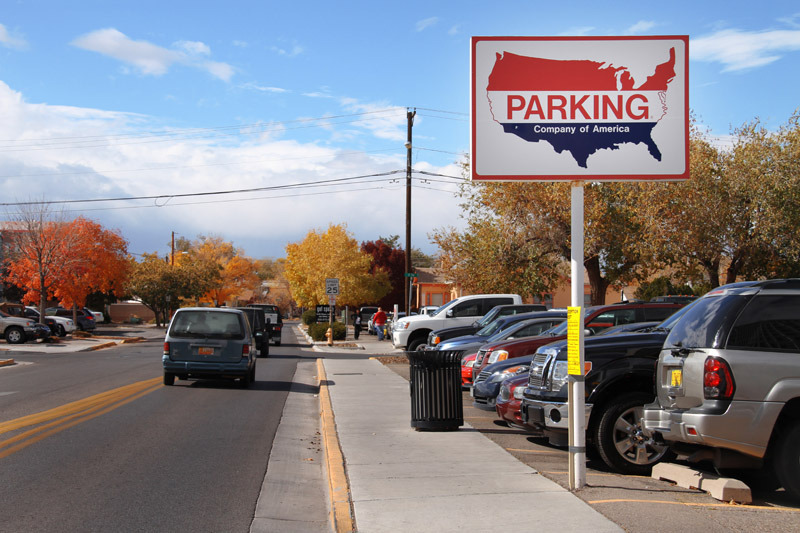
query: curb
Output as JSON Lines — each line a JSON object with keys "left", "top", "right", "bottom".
{"left": 0, "top": 359, "right": 15, "bottom": 367}
{"left": 80, "top": 341, "right": 119, "bottom": 352}
{"left": 316, "top": 358, "right": 356, "bottom": 532}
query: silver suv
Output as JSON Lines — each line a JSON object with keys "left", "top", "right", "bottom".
{"left": 642, "top": 279, "right": 800, "bottom": 499}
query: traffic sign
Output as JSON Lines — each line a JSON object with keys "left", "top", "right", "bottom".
{"left": 325, "top": 278, "right": 339, "bottom": 295}
{"left": 404, "top": 272, "right": 418, "bottom": 278}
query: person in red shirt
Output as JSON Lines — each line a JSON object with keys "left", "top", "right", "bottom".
{"left": 372, "top": 307, "right": 388, "bottom": 340}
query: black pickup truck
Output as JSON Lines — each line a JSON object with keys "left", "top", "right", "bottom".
{"left": 520, "top": 304, "right": 692, "bottom": 475}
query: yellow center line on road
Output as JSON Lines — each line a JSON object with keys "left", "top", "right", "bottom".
{"left": 588, "top": 498, "right": 800, "bottom": 512}
{"left": 0, "top": 377, "right": 162, "bottom": 460}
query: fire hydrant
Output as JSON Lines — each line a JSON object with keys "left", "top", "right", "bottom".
{"left": 325, "top": 327, "right": 333, "bottom": 346}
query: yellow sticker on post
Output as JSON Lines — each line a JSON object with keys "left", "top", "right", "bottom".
{"left": 567, "top": 307, "right": 582, "bottom": 375}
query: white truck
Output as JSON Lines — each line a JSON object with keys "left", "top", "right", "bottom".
{"left": 391, "top": 294, "right": 523, "bottom": 351}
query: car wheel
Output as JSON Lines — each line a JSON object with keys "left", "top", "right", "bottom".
{"left": 57, "top": 324, "right": 66, "bottom": 337}
{"left": 594, "top": 392, "right": 673, "bottom": 475}
{"left": 163, "top": 373, "right": 175, "bottom": 386}
{"left": 407, "top": 338, "right": 426, "bottom": 351}
{"left": 5, "top": 327, "right": 25, "bottom": 345}
{"left": 260, "top": 342, "right": 269, "bottom": 358}
{"left": 774, "top": 422, "right": 800, "bottom": 500}
{"left": 274, "top": 340, "right": 281, "bottom": 346}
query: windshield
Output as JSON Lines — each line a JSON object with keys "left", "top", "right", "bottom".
{"left": 475, "top": 306, "right": 501, "bottom": 327}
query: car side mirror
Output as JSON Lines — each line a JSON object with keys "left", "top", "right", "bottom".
{"left": 584, "top": 328, "right": 592, "bottom": 336}
{"left": 446, "top": 310, "right": 454, "bottom": 318}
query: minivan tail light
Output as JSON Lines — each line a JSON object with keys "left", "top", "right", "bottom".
{"left": 163, "top": 342, "right": 170, "bottom": 355}
{"left": 242, "top": 344, "right": 250, "bottom": 357}
{"left": 704, "top": 356, "right": 735, "bottom": 400}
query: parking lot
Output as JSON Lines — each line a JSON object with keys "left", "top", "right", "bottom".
{"left": 380, "top": 358, "right": 800, "bottom": 533}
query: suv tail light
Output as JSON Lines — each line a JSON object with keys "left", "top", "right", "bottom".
{"left": 704, "top": 356, "right": 735, "bottom": 400}
{"left": 242, "top": 344, "right": 250, "bottom": 357}
{"left": 163, "top": 342, "right": 170, "bottom": 355}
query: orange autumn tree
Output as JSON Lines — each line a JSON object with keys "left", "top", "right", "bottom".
{"left": 5, "top": 204, "right": 82, "bottom": 319}
{"left": 52, "top": 217, "right": 130, "bottom": 312}
{"left": 191, "top": 235, "right": 259, "bottom": 306}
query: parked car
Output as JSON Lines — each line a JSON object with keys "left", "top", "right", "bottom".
{"left": 426, "top": 304, "right": 548, "bottom": 349}
{"left": 358, "top": 306, "right": 379, "bottom": 335}
{"left": 46, "top": 307, "right": 96, "bottom": 331}
{"left": 649, "top": 295, "right": 698, "bottom": 304}
{"left": 496, "top": 374, "right": 530, "bottom": 429}
{"left": 519, "top": 304, "right": 694, "bottom": 474}
{"left": 473, "top": 354, "right": 537, "bottom": 411}
{"left": 418, "top": 306, "right": 439, "bottom": 316}
{"left": 83, "top": 307, "right": 104, "bottom": 323}
{"left": 437, "top": 312, "right": 567, "bottom": 354}
{"left": 248, "top": 304, "right": 282, "bottom": 346}
{"left": 642, "top": 280, "right": 800, "bottom": 499}
{"left": 461, "top": 353, "right": 478, "bottom": 388}
{"left": 235, "top": 307, "right": 269, "bottom": 357}
{"left": 25, "top": 306, "right": 76, "bottom": 337}
{"left": 162, "top": 307, "right": 257, "bottom": 388}
{"left": 472, "top": 302, "right": 684, "bottom": 383}
{"left": 0, "top": 309, "right": 39, "bottom": 344}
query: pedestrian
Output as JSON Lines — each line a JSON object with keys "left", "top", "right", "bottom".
{"left": 372, "top": 307, "right": 387, "bottom": 340}
{"left": 353, "top": 312, "right": 361, "bottom": 340}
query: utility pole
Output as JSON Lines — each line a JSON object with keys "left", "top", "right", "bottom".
{"left": 404, "top": 108, "right": 416, "bottom": 315}
{"left": 171, "top": 231, "right": 175, "bottom": 266}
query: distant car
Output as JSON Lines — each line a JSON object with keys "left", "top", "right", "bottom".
{"left": 436, "top": 312, "right": 567, "bottom": 354}
{"left": 83, "top": 307, "right": 104, "bottom": 323}
{"left": 418, "top": 306, "right": 439, "bottom": 316}
{"left": 46, "top": 307, "right": 96, "bottom": 331}
{"left": 0, "top": 309, "right": 38, "bottom": 344}
{"left": 426, "top": 303, "right": 548, "bottom": 349}
{"left": 358, "top": 306, "right": 379, "bottom": 335}
{"left": 162, "top": 307, "right": 257, "bottom": 387}
{"left": 235, "top": 306, "right": 269, "bottom": 356}
{"left": 25, "top": 306, "right": 76, "bottom": 337}
{"left": 472, "top": 355, "right": 536, "bottom": 411}
{"left": 248, "top": 304, "right": 283, "bottom": 345}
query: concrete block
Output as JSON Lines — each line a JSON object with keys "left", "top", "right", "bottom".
{"left": 652, "top": 462, "right": 752, "bottom": 503}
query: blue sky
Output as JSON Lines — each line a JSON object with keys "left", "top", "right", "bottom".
{"left": 1, "top": 1, "right": 799, "bottom": 259}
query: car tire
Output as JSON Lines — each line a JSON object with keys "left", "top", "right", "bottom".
{"left": 5, "top": 326, "right": 25, "bottom": 345}
{"left": 774, "top": 422, "right": 800, "bottom": 500}
{"left": 407, "top": 338, "right": 425, "bottom": 351}
{"left": 260, "top": 342, "right": 269, "bottom": 358}
{"left": 240, "top": 369, "right": 252, "bottom": 389}
{"left": 274, "top": 340, "right": 281, "bottom": 346}
{"left": 57, "top": 324, "right": 66, "bottom": 337}
{"left": 163, "top": 373, "right": 175, "bottom": 386}
{"left": 594, "top": 392, "right": 674, "bottom": 475}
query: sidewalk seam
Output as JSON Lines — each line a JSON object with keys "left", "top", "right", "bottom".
{"left": 317, "top": 358, "right": 356, "bottom": 533}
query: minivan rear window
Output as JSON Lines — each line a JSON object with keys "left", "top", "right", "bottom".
{"left": 665, "top": 294, "right": 750, "bottom": 349}
{"left": 169, "top": 310, "right": 244, "bottom": 339}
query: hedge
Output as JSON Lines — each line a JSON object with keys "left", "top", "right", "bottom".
{"left": 309, "top": 322, "right": 346, "bottom": 341}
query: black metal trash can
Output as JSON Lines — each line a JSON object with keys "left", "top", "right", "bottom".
{"left": 407, "top": 350, "right": 464, "bottom": 431}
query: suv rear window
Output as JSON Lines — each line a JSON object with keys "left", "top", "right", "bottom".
{"left": 665, "top": 294, "right": 751, "bottom": 349}
{"left": 169, "top": 310, "right": 244, "bottom": 339}
{"left": 727, "top": 294, "right": 800, "bottom": 352}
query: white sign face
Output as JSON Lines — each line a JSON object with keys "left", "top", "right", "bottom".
{"left": 325, "top": 278, "right": 339, "bottom": 295}
{"left": 471, "top": 36, "right": 689, "bottom": 181}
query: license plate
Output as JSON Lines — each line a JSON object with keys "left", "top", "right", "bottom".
{"left": 670, "top": 369, "right": 682, "bottom": 387}
{"left": 198, "top": 347, "right": 214, "bottom": 356}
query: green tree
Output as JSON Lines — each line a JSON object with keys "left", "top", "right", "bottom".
{"left": 285, "top": 224, "right": 390, "bottom": 307}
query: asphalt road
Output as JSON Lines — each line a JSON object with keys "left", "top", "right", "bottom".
{"left": 0, "top": 329, "right": 311, "bottom": 532}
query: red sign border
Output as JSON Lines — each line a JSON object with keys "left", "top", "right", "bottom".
{"left": 470, "top": 35, "right": 690, "bottom": 182}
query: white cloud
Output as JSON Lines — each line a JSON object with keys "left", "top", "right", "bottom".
{"left": 241, "top": 82, "right": 289, "bottom": 93}
{"left": 0, "top": 23, "right": 27, "bottom": 49}
{"left": 0, "top": 81, "right": 463, "bottom": 258}
{"left": 448, "top": 25, "right": 460, "bottom": 36}
{"left": 559, "top": 26, "right": 595, "bottom": 36}
{"left": 271, "top": 43, "right": 304, "bottom": 57}
{"left": 339, "top": 98, "right": 408, "bottom": 142}
{"left": 232, "top": 40, "right": 248, "bottom": 48}
{"left": 692, "top": 28, "right": 800, "bottom": 71}
{"left": 625, "top": 20, "right": 657, "bottom": 35}
{"left": 416, "top": 17, "right": 438, "bottom": 32}
{"left": 71, "top": 28, "right": 235, "bottom": 81}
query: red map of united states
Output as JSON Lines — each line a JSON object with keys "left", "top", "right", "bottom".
{"left": 486, "top": 48, "right": 677, "bottom": 168}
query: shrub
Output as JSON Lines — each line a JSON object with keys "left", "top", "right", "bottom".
{"left": 309, "top": 322, "right": 346, "bottom": 341}
{"left": 301, "top": 309, "right": 317, "bottom": 325}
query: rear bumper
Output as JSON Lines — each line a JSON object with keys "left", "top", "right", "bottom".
{"left": 163, "top": 357, "right": 252, "bottom": 378}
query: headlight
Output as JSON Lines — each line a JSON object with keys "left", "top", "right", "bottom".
{"left": 487, "top": 349, "right": 509, "bottom": 364}
{"left": 551, "top": 361, "right": 569, "bottom": 391}
{"left": 432, "top": 336, "right": 441, "bottom": 345}
{"left": 488, "top": 365, "right": 529, "bottom": 383}
{"left": 463, "top": 360, "right": 475, "bottom": 368}
{"left": 513, "top": 386, "right": 526, "bottom": 399}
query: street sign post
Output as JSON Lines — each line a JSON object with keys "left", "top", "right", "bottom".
{"left": 471, "top": 35, "right": 689, "bottom": 491}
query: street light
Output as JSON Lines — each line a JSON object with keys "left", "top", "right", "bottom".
{"left": 404, "top": 109, "right": 415, "bottom": 314}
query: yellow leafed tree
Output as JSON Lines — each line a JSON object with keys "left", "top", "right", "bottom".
{"left": 190, "top": 235, "right": 259, "bottom": 306}
{"left": 285, "top": 224, "right": 390, "bottom": 308}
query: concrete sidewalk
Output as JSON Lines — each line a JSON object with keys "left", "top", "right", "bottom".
{"left": 321, "top": 357, "right": 622, "bottom": 532}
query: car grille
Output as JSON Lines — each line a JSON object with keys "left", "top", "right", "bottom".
{"left": 475, "top": 370, "right": 491, "bottom": 384}
{"left": 528, "top": 353, "right": 553, "bottom": 390}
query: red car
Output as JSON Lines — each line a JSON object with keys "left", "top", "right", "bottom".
{"left": 461, "top": 353, "right": 477, "bottom": 387}
{"left": 495, "top": 374, "right": 529, "bottom": 429}
{"left": 472, "top": 302, "right": 683, "bottom": 382}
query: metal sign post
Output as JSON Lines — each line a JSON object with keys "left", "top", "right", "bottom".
{"left": 568, "top": 183, "right": 586, "bottom": 490}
